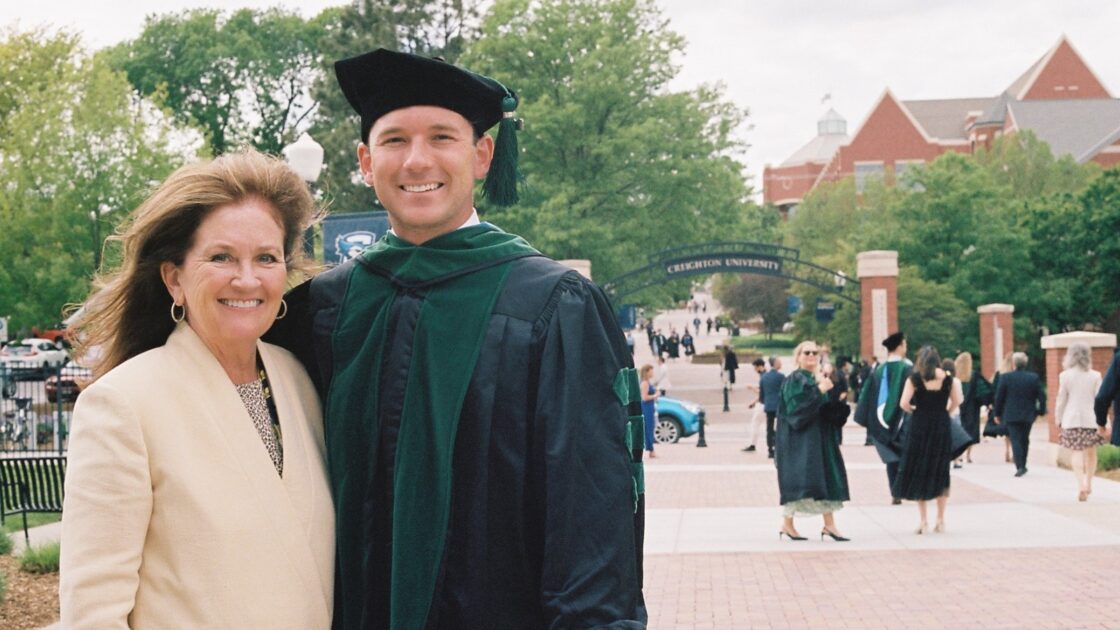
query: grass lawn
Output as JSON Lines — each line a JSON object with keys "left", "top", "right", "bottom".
{"left": 2, "top": 512, "right": 60, "bottom": 535}
{"left": 729, "top": 332, "right": 797, "bottom": 353}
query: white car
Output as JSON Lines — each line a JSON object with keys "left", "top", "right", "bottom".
{"left": 0, "top": 338, "right": 69, "bottom": 377}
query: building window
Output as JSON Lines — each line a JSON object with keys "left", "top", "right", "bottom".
{"left": 894, "top": 160, "right": 925, "bottom": 191}
{"left": 854, "top": 161, "right": 884, "bottom": 193}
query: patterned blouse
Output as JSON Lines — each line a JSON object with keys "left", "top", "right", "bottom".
{"left": 235, "top": 370, "right": 283, "bottom": 476}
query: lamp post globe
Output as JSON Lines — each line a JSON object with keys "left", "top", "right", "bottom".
{"left": 283, "top": 132, "right": 324, "bottom": 186}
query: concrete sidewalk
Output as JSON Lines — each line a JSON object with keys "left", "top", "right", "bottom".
{"left": 639, "top": 292, "right": 1120, "bottom": 628}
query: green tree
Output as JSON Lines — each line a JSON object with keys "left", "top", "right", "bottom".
{"left": 0, "top": 28, "right": 196, "bottom": 330}
{"left": 105, "top": 8, "right": 324, "bottom": 154}
{"left": 975, "top": 130, "right": 1099, "bottom": 201}
{"left": 714, "top": 274, "right": 789, "bottom": 338}
{"left": 464, "top": 0, "right": 755, "bottom": 293}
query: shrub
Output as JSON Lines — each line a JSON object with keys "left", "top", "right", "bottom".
{"left": 19, "top": 541, "right": 60, "bottom": 574}
{"left": 0, "top": 569, "right": 6, "bottom": 604}
{"left": 0, "top": 530, "right": 12, "bottom": 556}
{"left": 1098, "top": 444, "right": 1120, "bottom": 472}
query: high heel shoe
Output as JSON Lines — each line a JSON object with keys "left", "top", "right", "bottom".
{"left": 820, "top": 528, "right": 850, "bottom": 542}
{"left": 934, "top": 521, "right": 945, "bottom": 533}
{"left": 1078, "top": 490, "right": 1088, "bottom": 502}
{"left": 779, "top": 530, "right": 807, "bottom": 541}
{"left": 915, "top": 523, "right": 929, "bottom": 535}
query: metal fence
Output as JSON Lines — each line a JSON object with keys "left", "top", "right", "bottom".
{"left": 0, "top": 362, "right": 74, "bottom": 454}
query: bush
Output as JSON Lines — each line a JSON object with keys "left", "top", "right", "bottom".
{"left": 19, "top": 541, "right": 60, "bottom": 574}
{"left": 1098, "top": 444, "right": 1120, "bottom": 472}
{"left": 0, "top": 530, "right": 12, "bottom": 556}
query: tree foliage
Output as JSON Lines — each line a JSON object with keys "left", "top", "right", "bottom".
{"left": 0, "top": 28, "right": 197, "bottom": 330}
{"left": 104, "top": 8, "right": 325, "bottom": 155}
{"left": 464, "top": 0, "right": 756, "bottom": 296}
{"left": 714, "top": 274, "right": 789, "bottom": 338}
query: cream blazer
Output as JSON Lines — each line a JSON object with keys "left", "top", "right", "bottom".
{"left": 60, "top": 324, "right": 334, "bottom": 629}
{"left": 1055, "top": 368, "right": 1102, "bottom": 430}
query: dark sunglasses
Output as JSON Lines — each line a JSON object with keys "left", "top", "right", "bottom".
{"left": 801, "top": 350, "right": 819, "bottom": 356}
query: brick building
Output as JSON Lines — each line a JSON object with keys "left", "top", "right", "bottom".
{"left": 764, "top": 37, "right": 1120, "bottom": 214}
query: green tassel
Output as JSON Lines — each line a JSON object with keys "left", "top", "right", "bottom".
{"left": 482, "top": 95, "right": 522, "bottom": 207}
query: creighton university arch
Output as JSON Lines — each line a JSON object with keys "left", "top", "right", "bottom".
{"left": 602, "top": 244, "right": 903, "bottom": 362}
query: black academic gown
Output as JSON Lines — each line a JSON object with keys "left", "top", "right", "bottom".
{"left": 854, "top": 360, "right": 912, "bottom": 463}
{"left": 269, "top": 254, "right": 647, "bottom": 630}
{"left": 775, "top": 369, "right": 850, "bottom": 505}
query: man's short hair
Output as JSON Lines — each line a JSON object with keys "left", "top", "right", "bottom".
{"left": 752, "top": 358, "right": 766, "bottom": 367}
{"left": 1012, "top": 352, "right": 1029, "bottom": 369}
{"left": 882, "top": 332, "right": 905, "bottom": 352}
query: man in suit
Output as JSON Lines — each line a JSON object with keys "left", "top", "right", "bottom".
{"left": 759, "top": 356, "right": 785, "bottom": 458}
{"left": 1094, "top": 348, "right": 1120, "bottom": 446}
{"left": 993, "top": 352, "right": 1047, "bottom": 476}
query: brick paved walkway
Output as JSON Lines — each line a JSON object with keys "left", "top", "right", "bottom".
{"left": 639, "top": 293, "right": 1120, "bottom": 629}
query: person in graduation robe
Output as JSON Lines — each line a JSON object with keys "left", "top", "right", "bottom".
{"left": 854, "top": 331, "right": 912, "bottom": 504}
{"left": 775, "top": 340, "right": 850, "bottom": 541}
{"left": 266, "top": 49, "right": 646, "bottom": 630}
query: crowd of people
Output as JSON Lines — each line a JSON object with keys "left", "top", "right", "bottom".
{"left": 724, "top": 330, "right": 1116, "bottom": 543}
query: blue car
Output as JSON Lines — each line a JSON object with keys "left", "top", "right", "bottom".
{"left": 654, "top": 396, "right": 705, "bottom": 444}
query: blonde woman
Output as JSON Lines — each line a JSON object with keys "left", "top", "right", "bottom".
{"left": 775, "top": 340, "right": 850, "bottom": 541}
{"left": 60, "top": 150, "right": 333, "bottom": 628}
{"left": 640, "top": 364, "right": 660, "bottom": 458}
{"left": 954, "top": 352, "right": 992, "bottom": 466}
{"left": 1055, "top": 343, "right": 1104, "bottom": 501}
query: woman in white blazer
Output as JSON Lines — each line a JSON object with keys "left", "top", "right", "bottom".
{"left": 1055, "top": 342, "right": 1105, "bottom": 502}
{"left": 60, "top": 150, "right": 334, "bottom": 628}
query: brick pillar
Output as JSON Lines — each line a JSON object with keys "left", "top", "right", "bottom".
{"left": 856, "top": 251, "right": 898, "bottom": 363}
{"left": 977, "top": 304, "right": 1014, "bottom": 381}
{"left": 1040, "top": 331, "right": 1117, "bottom": 443}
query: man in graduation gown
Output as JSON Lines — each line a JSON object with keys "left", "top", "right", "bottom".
{"left": 854, "top": 332, "right": 911, "bottom": 504}
{"left": 268, "top": 49, "right": 646, "bottom": 629}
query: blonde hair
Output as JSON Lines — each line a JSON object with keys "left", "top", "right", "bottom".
{"left": 999, "top": 352, "right": 1015, "bottom": 374}
{"left": 954, "top": 352, "right": 973, "bottom": 383}
{"left": 1063, "top": 343, "right": 1091, "bottom": 371}
{"left": 640, "top": 364, "right": 654, "bottom": 380}
{"left": 71, "top": 149, "right": 318, "bottom": 379}
{"left": 792, "top": 340, "right": 818, "bottom": 370}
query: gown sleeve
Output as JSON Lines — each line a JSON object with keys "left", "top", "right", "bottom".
{"left": 533, "top": 276, "right": 647, "bottom": 629}
{"left": 780, "top": 371, "right": 824, "bottom": 432}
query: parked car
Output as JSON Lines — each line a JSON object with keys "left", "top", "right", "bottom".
{"left": 655, "top": 396, "right": 705, "bottom": 444}
{"left": 46, "top": 359, "right": 93, "bottom": 403}
{"left": 31, "top": 322, "right": 72, "bottom": 346}
{"left": 0, "top": 338, "right": 69, "bottom": 378}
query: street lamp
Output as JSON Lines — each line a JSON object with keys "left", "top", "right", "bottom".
{"left": 283, "top": 133, "right": 324, "bottom": 257}
{"left": 834, "top": 270, "right": 847, "bottom": 291}
{"left": 283, "top": 132, "right": 325, "bottom": 189}
{"left": 91, "top": 203, "right": 111, "bottom": 271}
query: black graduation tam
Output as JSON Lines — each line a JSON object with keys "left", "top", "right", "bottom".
{"left": 882, "top": 331, "right": 906, "bottom": 351}
{"left": 334, "top": 49, "right": 523, "bottom": 206}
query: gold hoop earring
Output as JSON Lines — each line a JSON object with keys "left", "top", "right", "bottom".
{"left": 275, "top": 299, "right": 288, "bottom": 320}
{"left": 170, "top": 302, "right": 186, "bottom": 323}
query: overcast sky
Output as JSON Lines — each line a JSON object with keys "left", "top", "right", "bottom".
{"left": 4, "top": 1, "right": 1119, "bottom": 198}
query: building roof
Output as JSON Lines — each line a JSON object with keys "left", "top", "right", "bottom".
{"left": 1006, "top": 45, "right": 1051, "bottom": 100}
{"left": 974, "top": 92, "right": 1014, "bottom": 127}
{"left": 901, "top": 97, "right": 997, "bottom": 141}
{"left": 779, "top": 109, "right": 850, "bottom": 167}
{"left": 1006, "top": 98, "right": 1120, "bottom": 162}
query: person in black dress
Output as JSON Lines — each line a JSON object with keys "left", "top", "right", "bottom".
{"left": 983, "top": 352, "right": 1014, "bottom": 464}
{"left": 894, "top": 345, "right": 962, "bottom": 534}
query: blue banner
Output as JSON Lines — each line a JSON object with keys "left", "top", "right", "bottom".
{"left": 320, "top": 211, "right": 391, "bottom": 265}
